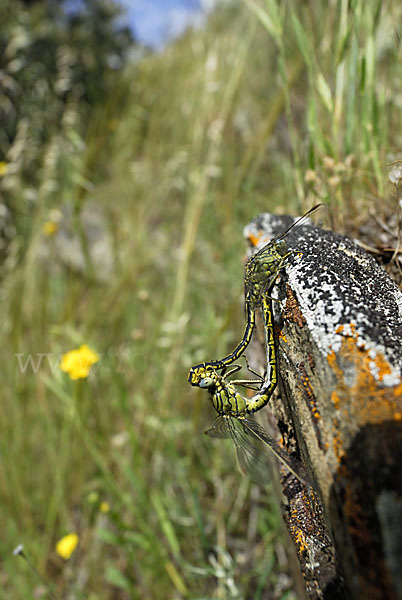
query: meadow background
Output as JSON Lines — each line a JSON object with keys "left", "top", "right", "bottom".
{"left": 0, "top": 0, "right": 401, "bottom": 598}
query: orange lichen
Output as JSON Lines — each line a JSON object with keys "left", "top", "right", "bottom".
{"left": 289, "top": 508, "right": 308, "bottom": 554}
{"left": 247, "top": 232, "right": 265, "bottom": 247}
{"left": 247, "top": 231, "right": 270, "bottom": 247}
{"left": 327, "top": 323, "right": 402, "bottom": 468}
{"left": 290, "top": 527, "right": 307, "bottom": 554}
{"left": 327, "top": 323, "right": 402, "bottom": 426}
{"left": 277, "top": 328, "right": 288, "bottom": 343}
{"left": 332, "top": 429, "right": 346, "bottom": 463}
{"left": 370, "top": 351, "right": 393, "bottom": 383}
{"left": 287, "top": 488, "right": 327, "bottom": 558}
{"left": 300, "top": 369, "right": 321, "bottom": 420}
{"left": 331, "top": 390, "right": 341, "bottom": 410}
{"left": 297, "top": 361, "right": 325, "bottom": 447}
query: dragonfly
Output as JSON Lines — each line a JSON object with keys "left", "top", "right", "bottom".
{"left": 193, "top": 295, "right": 312, "bottom": 486}
{"left": 198, "top": 360, "right": 311, "bottom": 486}
{"left": 188, "top": 204, "right": 322, "bottom": 386}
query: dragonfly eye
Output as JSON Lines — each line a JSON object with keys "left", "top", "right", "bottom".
{"left": 276, "top": 239, "right": 287, "bottom": 255}
{"left": 199, "top": 377, "right": 214, "bottom": 389}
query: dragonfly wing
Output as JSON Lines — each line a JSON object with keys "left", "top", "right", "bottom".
{"left": 227, "top": 418, "right": 274, "bottom": 485}
{"left": 206, "top": 417, "right": 312, "bottom": 487}
{"left": 205, "top": 416, "right": 231, "bottom": 439}
{"left": 245, "top": 270, "right": 278, "bottom": 309}
{"left": 205, "top": 416, "right": 273, "bottom": 484}
{"left": 260, "top": 272, "right": 280, "bottom": 298}
{"left": 242, "top": 418, "right": 312, "bottom": 487}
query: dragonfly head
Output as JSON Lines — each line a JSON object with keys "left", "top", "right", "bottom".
{"left": 275, "top": 239, "right": 288, "bottom": 256}
{"left": 188, "top": 364, "right": 216, "bottom": 387}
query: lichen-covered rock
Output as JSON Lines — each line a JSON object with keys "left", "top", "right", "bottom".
{"left": 244, "top": 211, "right": 402, "bottom": 600}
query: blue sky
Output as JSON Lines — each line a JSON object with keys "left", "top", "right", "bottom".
{"left": 116, "top": 0, "right": 218, "bottom": 48}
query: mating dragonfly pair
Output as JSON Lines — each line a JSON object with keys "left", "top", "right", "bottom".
{"left": 188, "top": 205, "right": 322, "bottom": 486}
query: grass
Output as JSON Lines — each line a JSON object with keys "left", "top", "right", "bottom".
{"left": 0, "top": 0, "right": 401, "bottom": 598}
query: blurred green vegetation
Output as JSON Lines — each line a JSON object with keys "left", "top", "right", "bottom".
{"left": 0, "top": 0, "right": 401, "bottom": 598}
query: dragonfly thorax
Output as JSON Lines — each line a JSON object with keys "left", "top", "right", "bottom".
{"left": 207, "top": 378, "right": 248, "bottom": 417}
{"left": 246, "top": 244, "right": 287, "bottom": 283}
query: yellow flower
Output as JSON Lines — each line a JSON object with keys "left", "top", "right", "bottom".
{"left": 56, "top": 533, "right": 79, "bottom": 560}
{"left": 42, "top": 220, "right": 59, "bottom": 236}
{"left": 0, "top": 162, "right": 8, "bottom": 177}
{"left": 100, "top": 501, "right": 110, "bottom": 513}
{"left": 60, "top": 344, "right": 100, "bottom": 380}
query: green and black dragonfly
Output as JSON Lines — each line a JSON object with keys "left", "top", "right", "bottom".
{"left": 188, "top": 204, "right": 322, "bottom": 386}
{"left": 193, "top": 295, "right": 311, "bottom": 486}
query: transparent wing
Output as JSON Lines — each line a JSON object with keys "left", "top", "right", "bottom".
{"left": 244, "top": 271, "right": 278, "bottom": 310}
{"left": 206, "top": 416, "right": 312, "bottom": 487}
{"left": 206, "top": 416, "right": 272, "bottom": 483}
{"left": 259, "top": 271, "right": 280, "bottom": 299}
{"left": 205, "top": 415, "right": 232, "bottom": 439}
{"left": 228, "top": 417, "right": 275, "bottom": 485}
{"left": 241, "top": 418, "right": 312, "bottom": 487}
{"left": 229, "top": 379, "right": 262, "bottom": 392}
